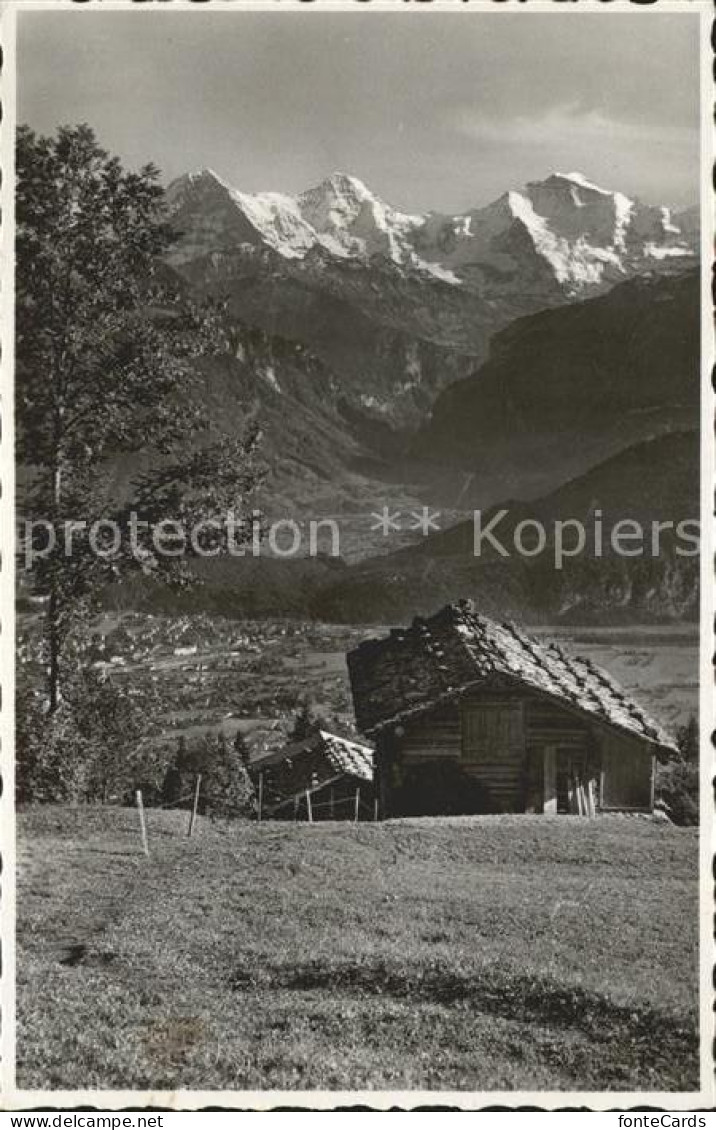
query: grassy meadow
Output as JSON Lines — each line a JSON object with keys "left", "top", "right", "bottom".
{"left": 17, "top": 806, "right": 699, "bottom": 1093}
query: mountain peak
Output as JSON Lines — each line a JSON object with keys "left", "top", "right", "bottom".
{"left": 190, "top": 166, "right": 225, "bottom": 182}
{"left": 166, "top": 164, "right": 698, "bottom": 294}
{"left": 301, "top": 171, "right": 374, "bottom": 206}
{"left": 551, "top": 171, "right": 613, "bottom": 196}
{"left": 165, "top": 166, "right": 234, "bottom": 205}
{"left": 174, "top": 166, "right": 229, "bottom": 189}
{"left": 328, "top": 170, "right": 369, "bottom": 192}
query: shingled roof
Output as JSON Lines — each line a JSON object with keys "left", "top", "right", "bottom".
{"left": 248, "top": 730, "right": 374, "bottom": 813}
{"left": 347, "top": 600, "right": 676, "bottom": 752}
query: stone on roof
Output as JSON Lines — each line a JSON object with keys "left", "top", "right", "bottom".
{"left": 347, "top": 600, "right": 676, "bottom": 752}
{"left": 249, "top": 729, "right": 374, "bottom": 813}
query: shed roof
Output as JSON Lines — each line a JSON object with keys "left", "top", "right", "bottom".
{"left": 249, "top": 729, "right": 374, "bottom": 812}
{"left": 347, "top": 600, "right": 676, "bottom": 752}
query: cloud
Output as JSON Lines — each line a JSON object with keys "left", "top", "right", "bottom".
{"left": 443, "top": 103, "right": 699, "bottom": 206}
{"left": 452, "top": 104, "right": 697, "bottom": 152}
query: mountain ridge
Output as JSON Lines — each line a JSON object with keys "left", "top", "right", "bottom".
{"left": 165, "top": 166, "right": 697, "bottom": 430}
{"left": 167, "top": 166, "right": 697, "bottom": 296}
{"left": 308, "top": 429, "right": 701, "bottom": 625}
{"left": 413, "top": 268, "right": 699, "bottom": 501}
{"left": 119, "top": 430, "right": 699, "bottom": 626}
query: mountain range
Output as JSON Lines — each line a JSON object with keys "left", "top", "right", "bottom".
{"left": 161, "top": 167, "right": 698, "bottom": 528}
{"left": 167, "top": 167, "right": 696, "bottom": 297}
{"left": 166, "top": 168, "right": 697, "bottom": 430}
{"left": 107, "top": 168, "right": 701, "bottom": 624}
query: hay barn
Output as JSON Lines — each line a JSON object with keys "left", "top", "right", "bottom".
{"left": 248, "top": 729, "right": 375, "bottom": 821}
{"left": 347, "top": 600, "right": 677, "bottom": 818}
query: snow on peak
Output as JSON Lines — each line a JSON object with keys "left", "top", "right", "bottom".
{"left": 554, "top": 171, "right": 612, "bottom": 196}
{"left": 613, "top": 192, "right": 634, "bottom": 253}
{"left": 661, "top": 206, "right": 681, "bottom": 236}
{"left": 297, "top": 171, "right": 379, "bottom": 245}
{"left": 165, "top": 166, "right": 235, "bottom": 205}
{"left": 167, "top": 165, "right": 695, "bottom": 293}
{"left": 215, "top": 168, "right": 448, "bottom": 279}
{"left": 321, "top": 171, "right": 372, "bottom": 199}
{"left": 504, "top": 173, "right": 648, "bottom": 291}
{"left": 188, "top": 166, "right": 226, "bottom": 185}
{"left": 227, "top": 185, "right": 316, "bottom": 259}
{"left": 643, "top": 241, "right": 694, "bottom": 261}
{"left": 508, "top": 189, "right": 622, "bottom": 290}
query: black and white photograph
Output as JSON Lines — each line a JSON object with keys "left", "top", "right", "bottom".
{"left": 1, "top": 0, "right": 712, "bottom": 1112}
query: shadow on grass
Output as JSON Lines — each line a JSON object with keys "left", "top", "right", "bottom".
{"left": 231, "top": 958, "right": 698, "bottom": 1081}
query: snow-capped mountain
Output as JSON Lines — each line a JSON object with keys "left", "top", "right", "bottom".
{"left": 416, "top": 172, "right": 695, "bottom": 295}
{"left": 164, "top": 167, "right": 697, "bottom": 431}
{"left": 167, "top": 168, "right": 460, "bottom": 284}
{"left": 167, "top": 167, "right": 696, "bottom": 297}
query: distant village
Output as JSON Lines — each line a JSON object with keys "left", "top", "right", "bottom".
{"left": 17, "top": 599, "right": 695, "bottom": 825}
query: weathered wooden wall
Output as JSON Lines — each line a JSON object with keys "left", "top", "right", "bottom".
{"left": 394, "top": 695, "right": 527, "bottom": 813}
{"left": 376, "top": 690, "right": 654, "bottom": 817}
{"left": 524, "top": 697, "right": 595, "bottom": 813}
{"left": 399, "top": 705, "right": 459, "bottom": 765}
{"left": 458, "top": 695, "right": 525, "bottom": 811}
{"left": 598, "top": 729, "right": 653, "bottom": 810}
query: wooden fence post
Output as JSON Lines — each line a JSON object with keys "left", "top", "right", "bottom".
{"left": 257, "top": 772, "right": 264, "bottom": 823}
{"left": 354, "top": 786, "right": 360, "bottom": 823}
{"left": 543, "top": 747, "right": 557, "bottom": 815}
{"left": 305, "top": 788, "right": 313, "bottom": 823}
{"left": 135, "top": 789, "right": 149, "bottom": 856}
{"left": 187, "top": 774, "right": 202, "bottom": 838}
{"left": 580, "top": 784, "right": 589, "bottom": 818}
{"left": 373, "top": 797, "right": 379, "bottom": 822}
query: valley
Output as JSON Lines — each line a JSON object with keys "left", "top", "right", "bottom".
{"left": 155, "top": 169, "right": 699, "bottom": 535}
{"left": 17, "top": 164, "right": 703, "bottom": 749}
{"left": 18, "top": 611, "right": 698, "bottom": 773}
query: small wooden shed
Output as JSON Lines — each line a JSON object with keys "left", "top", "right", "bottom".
{"left": 347, "top": 600, "right": 677, "bottom": 818}
{"left": 248, "top": 729, "right": 375, "bottom": 821}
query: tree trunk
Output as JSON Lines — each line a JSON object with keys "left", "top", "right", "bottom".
{"left": 47, "top": 584, "right": 61, "bottom": 714}
{"left": 47, "top": 453, "right": 63, "bottom": 714}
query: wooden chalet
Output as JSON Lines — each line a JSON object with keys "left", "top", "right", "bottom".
{"left": 347, "top": 600, "right": 677, "bottom": 818}
{"left": 248, "top": 729, "right": 375, "bottom": 821}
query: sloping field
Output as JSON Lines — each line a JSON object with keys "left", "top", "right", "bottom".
{"left": 17, "top": 808, "right": 699, "bottom": 1093}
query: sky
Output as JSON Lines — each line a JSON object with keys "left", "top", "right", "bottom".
{"left": 17, "top": 8, "right": 701, "bottom": 213}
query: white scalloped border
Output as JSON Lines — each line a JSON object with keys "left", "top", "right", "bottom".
{"left": 0, "top": 0, "right": 712, "bottom": 1113}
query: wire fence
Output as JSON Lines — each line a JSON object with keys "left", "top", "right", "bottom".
{"left": 135, "top": 775, "right": 203, "bottom": 852}
{"left": 134, "top": 774, "right": 377, "bottom": 856}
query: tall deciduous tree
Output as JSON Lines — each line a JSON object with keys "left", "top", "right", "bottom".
{"left": 16, "top": 124, "right": 261, "bottom": 712}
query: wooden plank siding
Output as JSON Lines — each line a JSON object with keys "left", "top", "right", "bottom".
{"left": 459, "top": 698, "right": 525, "bottom": 812}
{"left": 598, "top": 729, "right": 653, "bottom": 810}
{"left": 524, "top": 696, "right": 594, "bottom": 813}
{"left": 396, "top": 696, "right": 526, "bottom": 813}
{"left": 399, "top": 719, "right": 461, "bottom": 762}
{"left": 378, "top": 688, "right": 654, "bottom": 817}
{"left": 525, "top": 696, "right": 593, "bottom": 744}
